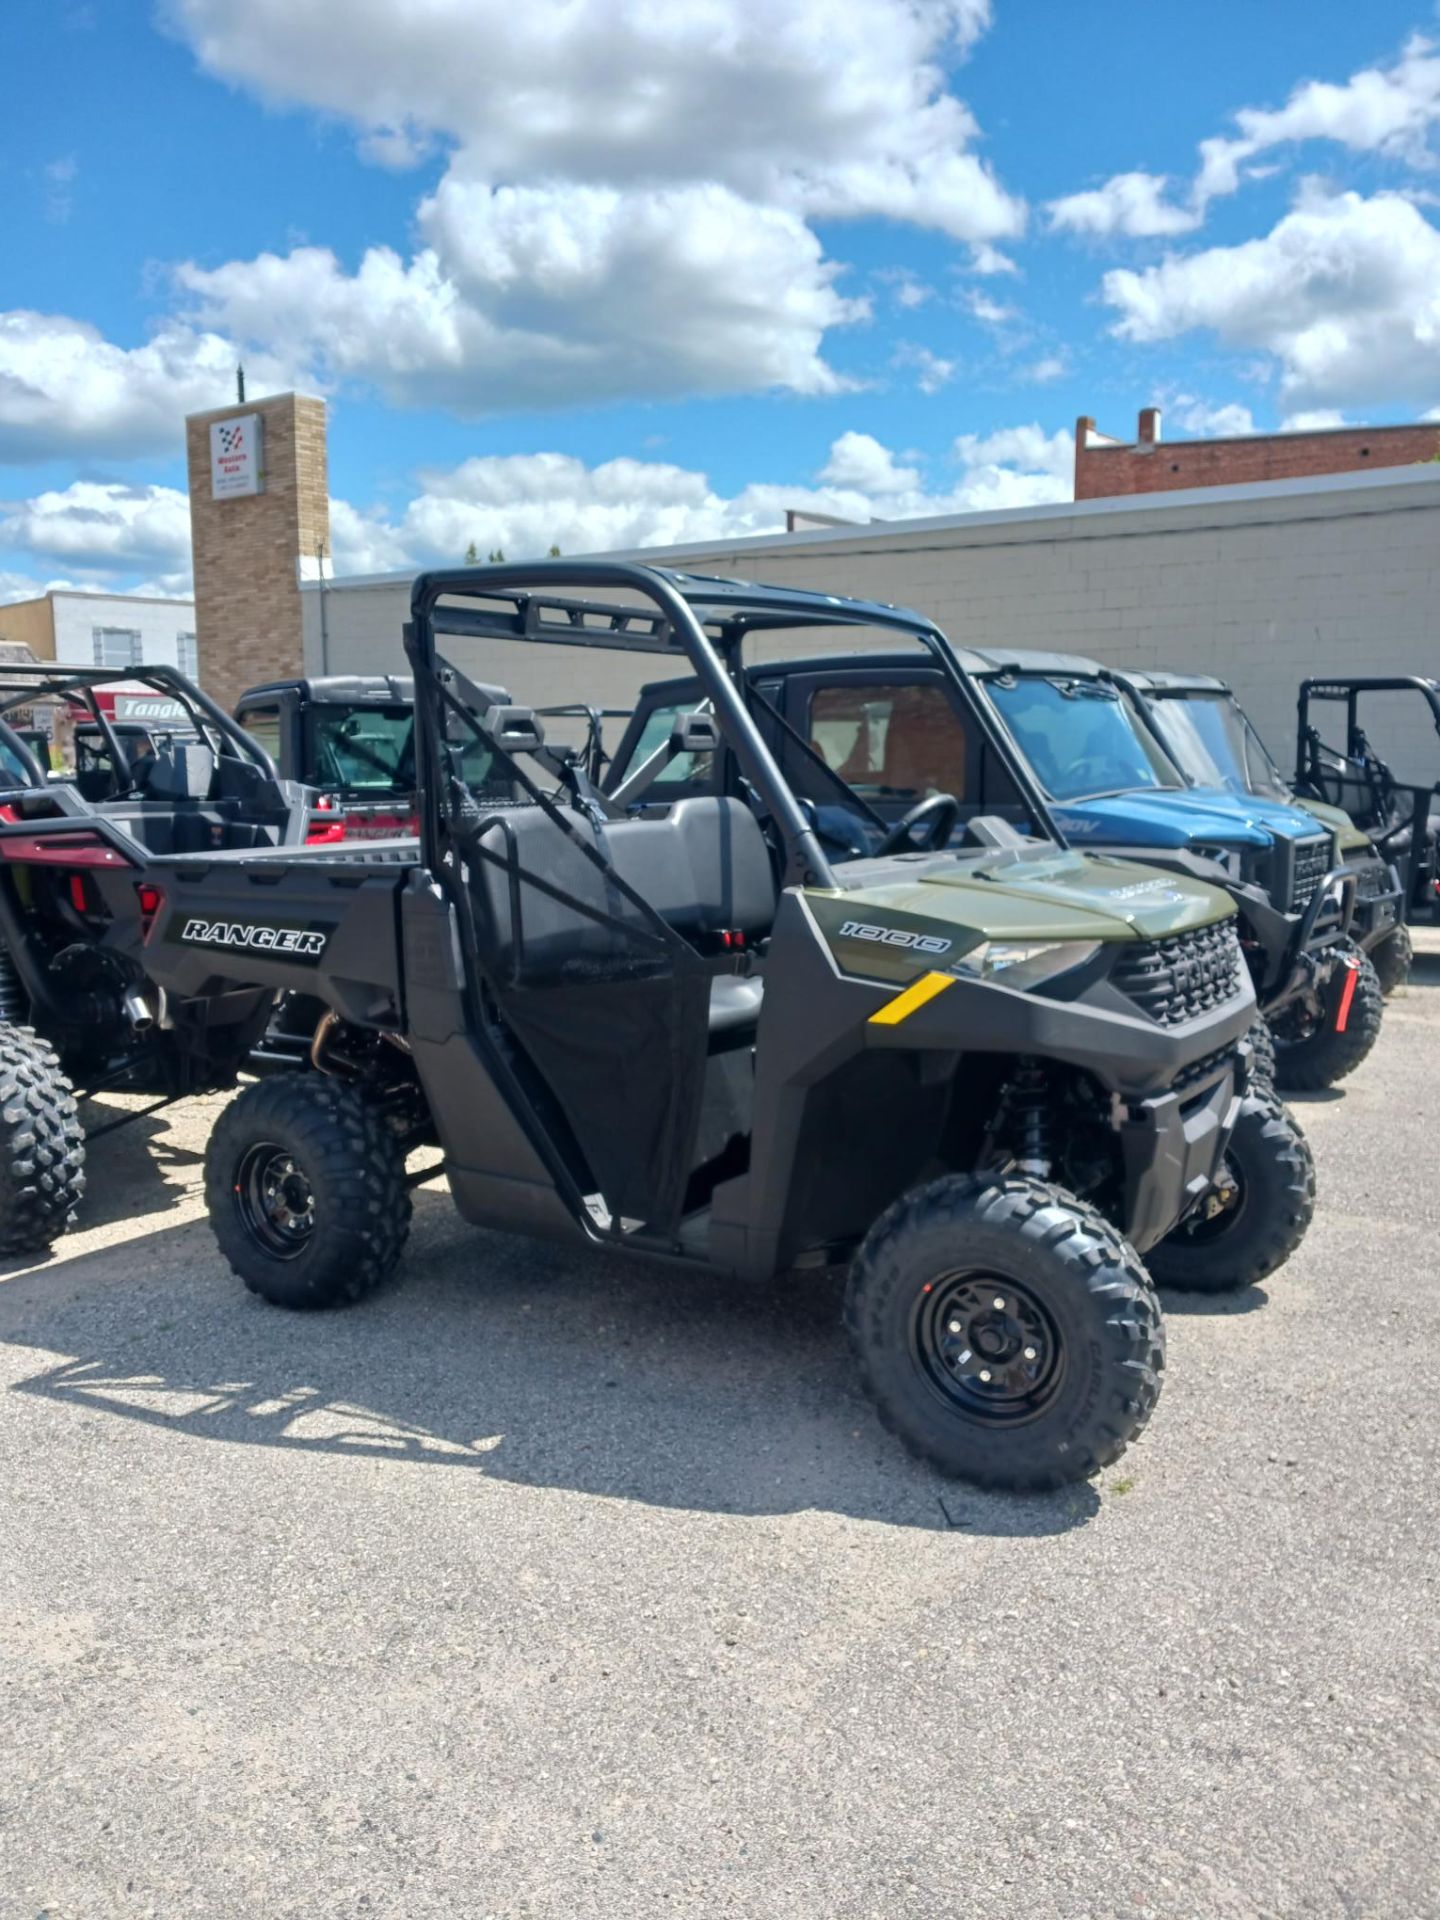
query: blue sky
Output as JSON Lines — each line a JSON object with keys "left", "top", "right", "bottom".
{"left": 4, "top": 0, "right": 1440, "bottom": 594}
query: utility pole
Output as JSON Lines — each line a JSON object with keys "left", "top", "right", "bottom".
{"left": 316, "top": 538, "right": 330, "bottom": 674}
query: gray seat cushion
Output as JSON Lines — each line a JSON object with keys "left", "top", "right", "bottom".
{"left": 466, "top": 796, "right": 777, "bottom": 984}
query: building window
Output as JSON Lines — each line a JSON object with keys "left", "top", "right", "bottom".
{"left": 177, "top": 632, "right": 199, "bottom": 680}
{"left": 93, "top": 627, "right": 142, "bottom": 669}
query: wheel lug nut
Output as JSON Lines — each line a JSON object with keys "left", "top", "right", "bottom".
{"left": 979, "top": 1369, "right": 992, "bottom": 1383}
{"left": 992, "top": 1297, "right": 1005, "bottom": 1310}
{"left": 1024, "top": 1346, "right": 1037, "bottom": 1360}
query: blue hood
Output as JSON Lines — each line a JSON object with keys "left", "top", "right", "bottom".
{"left": 1052, "top": 787, "right": 1330, "bottom": 851}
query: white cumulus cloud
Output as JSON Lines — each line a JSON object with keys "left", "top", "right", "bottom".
{"left": 1, "top": 481, "right": 192, "bottom": 578}
{"left": 1103, "top": 186, "right": 1440, "bottom": 412}
{"left": 1048, "top": 171, "right": 1200, "bottom": 239}
{"left": 0, "top": 311, "right": 282, "bottom": 464}
{"left": 163, "top": 0, "right": 1004, "bottom": 229}
{"left": 1197, "top": 32, "right": 1440, "bottom": 205}
{"left": 178, "top": 186, "right": 867, "bottom": 410}
{"left": 0, "top": 425, "right": 1078, "bottom": 592}
{"left": 327, "top": 426, "right": 1074, "bottom": 576}
{"left": 158, "top": 0, "right": 1022, "bottom": 414}
{"left": 1053, "top": 34, "right": 1440, "bottom": 243}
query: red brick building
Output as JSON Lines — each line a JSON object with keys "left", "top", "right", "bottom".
{"left": 1074, "top": 407, "right": 1440, "bottom": 501}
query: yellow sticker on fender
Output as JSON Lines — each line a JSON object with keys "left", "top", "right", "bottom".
{"left": 868, "top": 970, "right": 956, "bottom": 1026}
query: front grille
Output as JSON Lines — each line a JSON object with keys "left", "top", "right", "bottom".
{"left": 1172, "top": 1044, "right": 1238, "bottom": 1096}
{"left": 1113, "top": 920, "right": 1244, "bottom": 1026}
{"left": 1289, "top": 835, "right": 1331, "bottom": 912}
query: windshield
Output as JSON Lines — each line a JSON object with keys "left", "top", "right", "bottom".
{"left": 1143, "top": 691, "right": 1291, "bottom": 801}
{"left": 310, "top": 704, "right": 416, "bottom": 794}
{"left": 985, "top": 674, "right": 1183, "bottom": 800}
{"left": 310, "top": 701, "right": 501, "bottom": 797}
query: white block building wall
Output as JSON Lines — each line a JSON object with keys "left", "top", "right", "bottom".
{"left": 50, "top": 591, "right": 199, "bottom": 677}
{"left": 301, "top": 464, "right": 1440, "bottom": 779}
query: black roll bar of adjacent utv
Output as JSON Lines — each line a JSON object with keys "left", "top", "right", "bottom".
{"left": 0, "top": 713, "right": 50, "bottom": 788}
{"left": 0, "top": 662, "right": 282, "bottom": 784}
{"left": 1296, "top": 674, "right": 1440, "bottom": 911}
{"left": 1296, "top": 674, "right": 1440, "bottom": 750}
{"left": 405, "top": 562, "right": 842, "bottom": 889}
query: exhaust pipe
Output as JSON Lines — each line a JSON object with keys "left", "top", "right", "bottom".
{"left": 121, "top": 986, "right": 154, "bottom": 1032}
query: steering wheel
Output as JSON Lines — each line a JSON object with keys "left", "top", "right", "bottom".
{"left": 874, "top": 791, "right": 961, "bottom": 856}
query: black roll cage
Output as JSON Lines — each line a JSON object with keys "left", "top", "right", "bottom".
{"left": 1295, "top": 674, "right": 1440, "bottom": 915}
{"left": 403, "top": 562, "right": 1066, "bottom": 883}
{"left": 1296, "top": 675, "right": 1440, "bottom": 754}
{"left": 0, "top": 662, "right": 281, "bottom": 788}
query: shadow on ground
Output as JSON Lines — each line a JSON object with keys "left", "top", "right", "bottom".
{"left": 0, "top": 1194, "right": 1102, "bottom": 1537}
{"left": 1156, "top": 1282, "right": 1269, "bottom": 1317}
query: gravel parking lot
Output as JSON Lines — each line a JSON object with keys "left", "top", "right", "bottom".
{"left": 3, "top": 942, "right": 1438, "bottom": 1920}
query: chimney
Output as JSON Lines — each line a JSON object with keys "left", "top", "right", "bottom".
{"left": 1137, "top": 406, "right": 1162, "bottom": 446}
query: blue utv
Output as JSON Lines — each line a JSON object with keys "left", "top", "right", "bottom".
{"left": 1112, "top": 669, "right": 1410, "bottom": 996}
{"left": 969, "top": 652, "right": 1383, "bottom": 1094}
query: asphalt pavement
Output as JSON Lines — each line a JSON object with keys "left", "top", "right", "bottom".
{"left": 2, "top": 940, "right": 1437, "bottom": 1918}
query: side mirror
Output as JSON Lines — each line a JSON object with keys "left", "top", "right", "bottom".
{"left": 482, "top": 704, "right": 546, "bottom": 751}
{"left": 669, "top": 712, "right": 720, "bottom": 755}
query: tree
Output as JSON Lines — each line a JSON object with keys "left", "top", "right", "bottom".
{"left": 488, "top": 547, "right": 506, "bottom": 563}
{"left": 464, "top": 540, "right": 479, "bottom": 564}
{"left": 549, "top": 543, "right": 562, "bottom": 557}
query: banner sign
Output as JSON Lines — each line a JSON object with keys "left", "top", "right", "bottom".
{"left": 210, "top": 413, "right": 264, "bottom": 499}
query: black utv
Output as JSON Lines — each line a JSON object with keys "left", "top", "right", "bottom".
{"left": 1295, "top": 675, "right": 1440, "bottom": 985}
{"left": 0, "top": 663, "right": 314, "bottom": 1247}
{"left": 76, "top": 564, "right": 1314, "bottom": 1493}
{"left": 234, "top": 672, "right": 619, "bottom": 842}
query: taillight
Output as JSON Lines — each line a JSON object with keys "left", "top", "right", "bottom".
{"left": 0, "top": 831, "right": 131, "bottom": 868}
{"left": 136, "top": 883, "right": 163, "bottom": 941}
{"left": 305, "top": 821, "right": 346, "bottom": 845}
{"left": 69, "top": 874, "right": 89, "bottom": 913}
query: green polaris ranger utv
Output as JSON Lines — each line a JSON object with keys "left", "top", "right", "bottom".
{"left": 118, "top": 566, "right": 1313, "bottom": 1492}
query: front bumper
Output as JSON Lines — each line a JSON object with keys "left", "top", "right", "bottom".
{"left": 1117, "top": 1046, "right": 1243, "bottom": 1253}
{"left": 1346, "top": 856, "right": 1404, "bottom": 953}
{"left": 866, "top": 947, "right": 1255, "bottom": 1252}
{"left": 1244, "top": 864, "right": 1359, "bottom": 1015}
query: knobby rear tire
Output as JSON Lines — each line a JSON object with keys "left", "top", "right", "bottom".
{"left": 0, "top": 1024, "right": 85, "bottom": 1255}
{"left": 206, "top": 1073, "right": 411, "bottom": 1309}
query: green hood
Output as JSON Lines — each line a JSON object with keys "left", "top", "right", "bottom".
{"left": 1297, "top": 797, "right": 1370, "bottom": 854}
{"left": 806, "top": 847, "right": 1234, "bottom": 984}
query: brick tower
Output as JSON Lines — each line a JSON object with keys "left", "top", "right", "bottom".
{"left": 184, "top": 391, "right": 329, "bottom": 709}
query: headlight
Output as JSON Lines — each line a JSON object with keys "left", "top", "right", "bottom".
{"left": 1193, "top": 844, "right": 1243, "bottom": 878}
{"left": 951, "top": 939, "right": 1103, "bottom": 990}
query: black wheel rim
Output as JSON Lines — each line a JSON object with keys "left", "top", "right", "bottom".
{"left": 910, "top": 1273, "right": 1064, "bottom": 1426}
{"left": 235, "top": 1141, "right": 316, "bottom": 1260}
{"left": 1271, "top": 1004, "right": 1319, "bottom": 1049}
{"left": 1177, "top": 1156, "right": 1248, "bottom": 1246}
